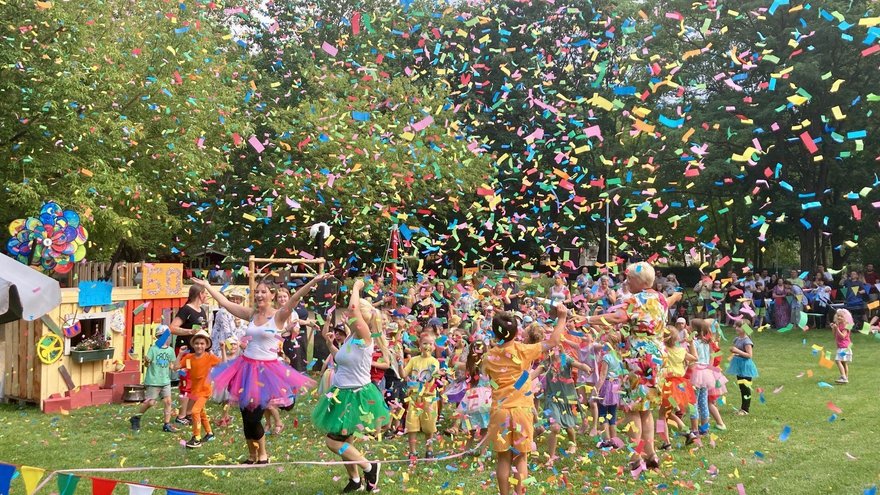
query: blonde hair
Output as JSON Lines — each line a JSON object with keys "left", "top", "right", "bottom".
{"left": 626, "top": 262, "right": 655, "bottom": 291}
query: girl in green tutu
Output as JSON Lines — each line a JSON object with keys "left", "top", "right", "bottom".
{"left": 312, "top": 278, "right": 390, "bottom": 493}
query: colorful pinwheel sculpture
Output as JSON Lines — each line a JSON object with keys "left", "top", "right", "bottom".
{"left": 7, "top": 202, "right": 88, "bottom": 274}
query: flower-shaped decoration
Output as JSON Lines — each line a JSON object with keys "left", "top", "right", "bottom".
{"left": 6, "top": 202, "right": 88, "bottom": 274}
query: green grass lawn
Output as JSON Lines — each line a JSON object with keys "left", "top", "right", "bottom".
{"left": 2, "top": 329, "right": 879, "bottom": 494}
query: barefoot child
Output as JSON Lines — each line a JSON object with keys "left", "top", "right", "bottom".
{"left": 595, "top": 331, "right": 622, "bottom": 449}
{"left": 484, "top": 305, "right": 568, "bottom": 495}
{"left": 179, "top": 330, "right": 222, "bottom": 448}
{"left": 541, "top": 342, "right": 590, "bottom": 464}
{"left": 457, "top": 338, "right": 491, "bottom": 456}
{"left": 130, "top": 327, "right": 179, "bottom": 433}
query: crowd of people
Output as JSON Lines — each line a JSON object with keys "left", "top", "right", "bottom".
{"left": 125, "top": 261, "right": 869, "bottom": 495}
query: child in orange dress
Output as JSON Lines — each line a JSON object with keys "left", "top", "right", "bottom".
{"left": 483, "top": 304, "right": 568, "bottom": 495}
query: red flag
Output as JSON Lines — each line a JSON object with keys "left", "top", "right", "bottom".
{"left": 92, "top": 477, "right": 119, "bottom": 495}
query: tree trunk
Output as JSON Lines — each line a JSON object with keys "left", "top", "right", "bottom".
{"left": 799, "top": 229, "right": 817, "bottom": 270}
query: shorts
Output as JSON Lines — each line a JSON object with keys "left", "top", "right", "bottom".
{"left": 488, "top": 407, "right": 535, "bottom": 453}
{"left": 405, "top": 400, "right": 438, "bottom": 434}
{"left": 145, "top": 384, "right": 172, "bottom": 401}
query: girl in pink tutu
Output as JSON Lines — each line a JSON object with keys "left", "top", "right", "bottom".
{"left": 191, "top": 275, "right": 324, "bottom": 464}
{"left": 690, "top": 319, "right": 728, "bottom": 434}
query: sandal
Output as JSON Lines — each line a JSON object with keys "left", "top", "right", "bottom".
{"left": 240, "top": 459, "right": 256, "bottom": 465}
{"left": 257, "top": 458, "right": 270, "bottom": 465}
{"left": 645, "top": 456, "right": 660, "bottom": 470}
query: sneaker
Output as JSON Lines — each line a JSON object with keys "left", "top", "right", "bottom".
{"left": 185, "top": 414, "right": 193, "bottom": 423}
{"left": 174, "top": 417, "right": 191, "bottom": 426}
{"left": 835, "top": 377, "right": 848, "bottom": 384}
{"left": 425, "top": 450, "right": 434, "bottom": 459}
{"left": 162, "top": 423, "right": 179, "bottom": 433}
{"left": 129, "top": 416, "right": 141, "bottom": 431}
{"left": 203, "top": 433, "right": 215, "bottom": 442}
{"left": 185, "top": 436, "right": 202, "bottom": 449}
{"left": 341, "top": 478, "right": 362, "bottom": 493}
{"left": 363, "top": 462, "right": 380, "bottom": 492}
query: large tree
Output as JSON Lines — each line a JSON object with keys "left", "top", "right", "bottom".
{"left": 0, "top": 0, "right": 253, "bottom": 260}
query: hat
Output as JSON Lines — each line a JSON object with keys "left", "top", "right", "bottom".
{"left": 227, "top": 288, "right": 247, "bottom": 300}
{"left": 676, "top": 317, "right": 687, "bottom": 324}
{"left": 427, "top": 317, "right": 444, "bottom": 328}
{"left": 190, "top": 329, "right": 212, "bottom": 348}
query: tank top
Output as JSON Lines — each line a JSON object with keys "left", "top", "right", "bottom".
{"left": 332, "top": 336, "right": 374, "bottom": 388}
{"left": 242, "top": 314, "right": 283, "bottom": 361}
{"left": 694, "top": 339, "right": 712, "bottom": 365}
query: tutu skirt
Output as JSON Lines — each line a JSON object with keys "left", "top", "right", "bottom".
{"left": 661, "top": 375, "right": 696, "bottom": 410}
{"left": 690, "top": 364, "right": 728, "bottom": 395}
{"left": 726, "top": 356, "right": 759, "bottom": 378}
{"left": 836, "top": 347, "right": 853, "bottom": 362}
{"left": 458, "top": 385, "right": 491, "bottom": 430}
{"left": 597, "top": 378, "right": 620, "bottom": 406}
{"left": 312, "top": 384, "right": 391, "bottom": 436}
{"left": 211, "top": 356, "right": 315, "bottom": 410}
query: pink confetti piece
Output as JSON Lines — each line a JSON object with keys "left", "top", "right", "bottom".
{"left": 736, "top": 483, "right": 747, "bottom": 495}
{"left": 321, "top": 41, "right": 338, "bottom": 56}
{"left": 248, "top": 135, "right": 265, "bottom": 153}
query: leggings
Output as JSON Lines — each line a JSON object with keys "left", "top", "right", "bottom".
{"left": 241, "top": 406, "right": 266, "bottom": 440}
{"left": 191, "top": 397, "right": 212, "bottom": 439}
{"left": 695, "top": 388, "right": 709, "bottom": 424}
{"left": 737, "top": 376, "right": 752, "bottom": 413}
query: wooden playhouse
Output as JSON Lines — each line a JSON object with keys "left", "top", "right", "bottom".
{"left": 0, "top": 263, "right": 187, "bottom": 413}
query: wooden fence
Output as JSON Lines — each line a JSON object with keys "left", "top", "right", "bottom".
{"left": 68, "top": 262, "right": 143, "bottom": 288}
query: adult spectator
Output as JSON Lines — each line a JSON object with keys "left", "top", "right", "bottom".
{"left": 575, "top": 267, "right": 593, "bottom": 294}
{"left": 788, "top": 269, "right": 804, "bottom": 289}
{"left": 502, "top": 271, "right": 524, "bottom": 312}
{"left": 842, "top": 270, "right": 867, "bottom": 325}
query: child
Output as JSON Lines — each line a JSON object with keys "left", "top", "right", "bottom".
{"left": 216, "top": 337, "right": 240, "bottom": 427}
{"left": 179, "top": 330, "right": 222, "bottom": 448}
{"left": 484, "top": 305, "right": 568, "bottom": 495}
{"left": 831, "top": 309, "right": 853, "bottom": 384}
{"left": 595, "top": 331, "right": 622, "bottom": 449}
{"left": 403, "top": 333, "right": 441, "bottom": 459}
{"left": 726, "top": 320, "right": 758, "bottom": 415}
{"left": 575, "top": 332, "right": 601, "bottom": 436}
{"left": 130, "top": 327, "right": 179, "bottom": 433}
{"left": 690, "top": 319, "right": 728, "bottom": 434}
{"left": 457, "top": 339, "right": 491, "bottom": 456}
{"left": 541, "top": 343, "right": 588, "bottom": 464}
{"left": 658, "top": 327, "right": 697, "bottom": 449}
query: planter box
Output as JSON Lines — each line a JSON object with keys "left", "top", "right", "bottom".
{"left": 70, "top": 348, "right": 115, "bottom": 364}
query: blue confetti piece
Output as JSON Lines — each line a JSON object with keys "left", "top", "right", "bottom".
{"left": 513, "top": 370, "right": 530, "bottom": 390}
{"left": 779, "top": 425, "right": 791, "bottom": 442}
{"left": 866, "top": 487, "right": 877, "bottom": 495}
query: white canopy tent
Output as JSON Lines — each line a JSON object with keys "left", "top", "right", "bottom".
{"left": 0, "top": 253, "right": 62, "bottom": 324}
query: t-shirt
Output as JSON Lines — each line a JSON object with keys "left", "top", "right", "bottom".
{"left": 180, "top": 352, "right": 221, "bottom": 397}
{"left": 370, "top": 348, "right": 387, "bottom": 383}
{"left": 402, "top": 354, "right": 440, "bottom": 400}
{"left": 733, "top": 336, "right": 754, "bottom": 354}
{"left": 174, "top": 304, "right": 207, "bottom": 352}
{"left": 144, "top": 345, "right": 175, "bottom": 386}
{"left": 664, "top": 346, "right": 687, "bottom": 377}
{"left": 484, "top": 342, "right": 543, "bottom": 409}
